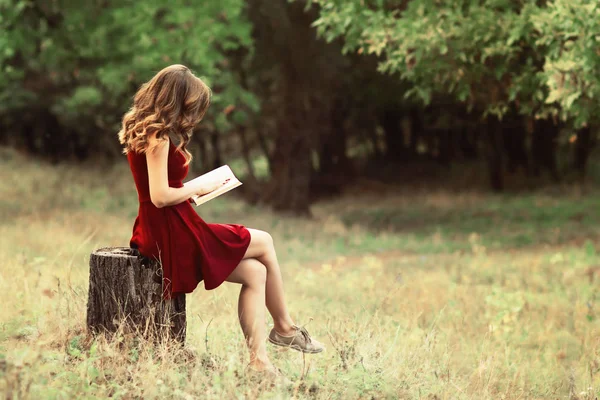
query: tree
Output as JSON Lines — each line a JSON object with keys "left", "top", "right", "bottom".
{"left": 245, "top": 0, "right": 346, "bottom": 214}
{"left": 309, "top": 0, "right": 543, "bottom": 117}
{"left": 532, "top": 0, "right": 600, "bottom": 128}
{"left": 0, "top": 0, "right": 254, "bottom": 159}
{"left": 308, "top": 0, "right": 598, "bottom": 186}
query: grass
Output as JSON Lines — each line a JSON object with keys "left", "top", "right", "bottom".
{"left": 1, "top": 145, "right": 600, "bottom": 399}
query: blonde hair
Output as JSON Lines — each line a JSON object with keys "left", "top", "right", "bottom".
{"left": 118, "top": 64, "right": 211, "bottom": 165}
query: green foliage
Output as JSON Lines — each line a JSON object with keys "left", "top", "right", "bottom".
{"left": 0, "top": 0, "right": 255, "bottom": 133}
{"left": 310, "top": 0, "right": 538, "bottom": 115}
{"left": 310, "top": 0, "right": 598, "bottom": 124}
{"left": 532, "top": 0, "right": 600, "bottom": 127}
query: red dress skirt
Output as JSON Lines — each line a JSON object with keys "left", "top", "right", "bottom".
{"left": 126, "top": 139, "right": 251, "bottom": 299}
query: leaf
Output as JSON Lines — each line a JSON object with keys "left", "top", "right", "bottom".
{"left": 545, "top": 89, "right": 562, "bottom": 104}
{"left": 563, "top": 91, "right": 581, "bottom": 109}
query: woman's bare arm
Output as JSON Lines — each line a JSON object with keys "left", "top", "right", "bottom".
{"left": 146, "top": 135, "right": 222, "bottom": 208}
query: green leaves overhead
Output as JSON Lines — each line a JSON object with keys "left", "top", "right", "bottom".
{"left": 310, "top": 0, "right": 598, "bottom": 124}
{"left": 0, "top": 0, "right": 254, "bottom": 129}
{"left": 1, "top": 0, "right": 598, "bottom": 139}
{"left": 532, "top": 0, "right": 600, "bottom": 127}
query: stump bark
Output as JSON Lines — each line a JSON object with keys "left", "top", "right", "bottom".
{"left": 86, "top": 247, "right": 186, "bottom": 343}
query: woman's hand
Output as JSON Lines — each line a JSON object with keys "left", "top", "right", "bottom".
{"left": 196, "top": 178, "right": 230, "bottom": 196}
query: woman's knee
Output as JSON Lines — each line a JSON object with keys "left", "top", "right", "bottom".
{"left": 244, "top": 259, "right": 267, "bottom": 287}
{"left": 227, "top": 258, "right": 267, "bottom": 286}
{"left": 246, "top": 229, "right": 275, "bottom": 258}
{"left": 258, "top": 230, "right": 274, "bottom": 254}
{"left": 253, "top": 229, "right": 273, "bottom": 248}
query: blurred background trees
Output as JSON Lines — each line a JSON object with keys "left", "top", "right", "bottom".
{"left": 1, "top": 0, "right": 598, "bottom": 214}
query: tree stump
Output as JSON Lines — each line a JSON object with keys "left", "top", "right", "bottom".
{"left": 86, "top": 247, "right": 186, "bottom": 343}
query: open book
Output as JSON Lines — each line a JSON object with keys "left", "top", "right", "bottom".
{"left": 189, "top": 165, "right": 243, "bottom": 206}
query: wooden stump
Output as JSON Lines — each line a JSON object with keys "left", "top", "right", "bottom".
{"left": 86, "top": 247, "right": 186, "bottom": 343}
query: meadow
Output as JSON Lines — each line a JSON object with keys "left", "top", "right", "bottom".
{"left": 1, "top": 146, "right": 600, "bottom": 399}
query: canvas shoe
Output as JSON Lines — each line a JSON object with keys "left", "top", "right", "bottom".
{"left": 268, "top": 325, "right": 325, "bottom": 354}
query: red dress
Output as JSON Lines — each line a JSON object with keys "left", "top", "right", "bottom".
{"left": 126, "top": 138, "right": 251, "bottom": 299}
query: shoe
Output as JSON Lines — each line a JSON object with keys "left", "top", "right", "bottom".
{"left": 268, "top": 325, "right": 325, "bottom": 354}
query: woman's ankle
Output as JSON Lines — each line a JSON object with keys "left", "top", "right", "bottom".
{"left": 248, "top": 354, "right": 272, "bottom": 370}
{"left": 273, "top": 321, "right": 296, "bottom": 336}
{"left": 248, "top": 360, "right": 273, "bottom": 371}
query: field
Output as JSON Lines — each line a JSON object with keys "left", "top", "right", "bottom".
{"left": 1, "top": 147, "right": 600, "bottom": 399}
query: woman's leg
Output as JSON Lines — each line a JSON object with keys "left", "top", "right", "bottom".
{"left": 225, "top": 258, "right": 270, "bottom": 369}
{"left": 243, "top": 229, "right": 296, "bottom": 336}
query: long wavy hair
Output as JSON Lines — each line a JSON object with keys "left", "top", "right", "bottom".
{"left": 118, "top": 64, "right": 211, "bottom": 165}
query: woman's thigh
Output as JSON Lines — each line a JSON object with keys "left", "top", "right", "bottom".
{"left": 243, "top": 228, "right": 273, "bottom": 260}
{"left": 226, "top": 257, "right": 267, "bottom": 286}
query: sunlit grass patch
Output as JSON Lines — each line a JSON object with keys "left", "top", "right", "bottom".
{"left": 1, "top": 147, "right": 600, "bottom": 399}
{"left": 337, "top": 188, "right": 600, "bottom": 253}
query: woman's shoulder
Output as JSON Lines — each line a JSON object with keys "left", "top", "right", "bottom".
{"left": 147, "top": 132, "right": 170, "bottom": 145}
{"left": 145, "top": 133, "right": 173, "bottom": 154}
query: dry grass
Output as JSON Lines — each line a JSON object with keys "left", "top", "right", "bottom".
{"left": 1, "top": 147, "right": 600, "bottom": 399}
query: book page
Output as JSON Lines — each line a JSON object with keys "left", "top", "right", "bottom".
{"left": 186, "top": 165, "right": 235, "bottom": 187}
{"left": 191, "top": 179, "right": 242, "bottom": 206}
{"left": 188, "top": 165, "right": 243, "bottom": 206}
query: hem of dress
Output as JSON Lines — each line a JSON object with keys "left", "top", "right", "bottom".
{"left": 203, "top": 227, "right": 252, "bottom": 291}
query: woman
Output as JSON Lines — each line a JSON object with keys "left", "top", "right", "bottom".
{"left": 118, "top": 64, "right": 324, "bottom": 380}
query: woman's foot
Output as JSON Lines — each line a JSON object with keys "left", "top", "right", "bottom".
{"left": 245, "top": 362, "right": 292, "bottom": 386}
{"left": 268, "top": 325, "right": 325, "bottom": 354}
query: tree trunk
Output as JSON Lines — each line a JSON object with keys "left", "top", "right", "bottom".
{"left": 197, "top": 136, "right": 208, "bottom": 173}
{"left": 503, "top": 114, "right": 529, "bottom": 175}
{"left": 485, "top": 116, "right": 504, "bottom": 191}
{"left": 365, "top": 116, "right": 383, "bottom": 158}
{"left": 210, "top": 131, "right": 222, "bottom": 170}
{"left": 435, "top": 128, "right": 454, "bottom": 166}
{"left": 531, "top": 118, "right": 560, "bottom": 182}
{"left": 381, "top": 107, "right": 405, "bottom": 161}
{"left": 255, "top": 128, "right": 273, "bottom": 172}
{"left": 408, "top": 108, "right": 423, "bottom": 158}
{"left": 267, "top": 110, "right": 313, "bottom": 215}
{"left": 236, "top": 126, "right": 263, "bottom": 204}
{"left": 574, "top": 126, "right": 594, "bottom": 180}
{"left": 247, "top": 0, "right": 341, "bottom": 215}
{"left": 459, "top": 125, "right": 478, "bottom": 160}
{"left": 86, "top": 247, "right": 186, "bottom": 343}
{"left": 237, "top": 126, "right": 257, "bottom": 184}
{"left": 316, "top": 94, "right": 352, "bottom": 194}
